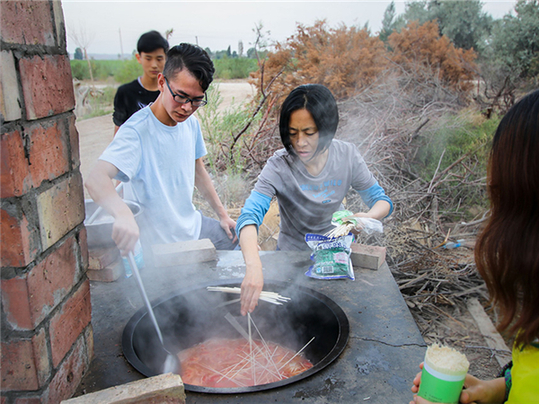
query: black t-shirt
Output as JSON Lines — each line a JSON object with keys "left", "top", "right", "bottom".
{"left": 112, "top": 79, "right": 160, "bottom": 126}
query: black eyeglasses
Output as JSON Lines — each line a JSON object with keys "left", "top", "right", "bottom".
{"left": 164, "top": 77, "right": 207, "bottom": 107}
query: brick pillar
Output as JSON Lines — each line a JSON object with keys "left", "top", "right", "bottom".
{"left": 1, "top": 2, "right": 92, "bottom": 403}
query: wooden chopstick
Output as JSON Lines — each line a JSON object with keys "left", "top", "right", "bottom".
{"left": 207, "top": 286, "right": 291, "bottom": 305}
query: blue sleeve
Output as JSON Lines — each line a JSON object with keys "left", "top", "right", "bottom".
{"left": 235, "top": 190, "right": 272, "bottom": 235}
{"left": 357, "top": 181, "right": 393, "bottom": 217}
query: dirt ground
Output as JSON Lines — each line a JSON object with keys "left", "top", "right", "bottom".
{"left": 76, "top": 79, "right": 510, "bottom": 385}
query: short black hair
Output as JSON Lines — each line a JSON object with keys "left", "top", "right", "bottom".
{"left": 137, "top": 30, "right": 169, "bottom": 54}
{"left": 279, "top": 84, "right": 339, "bottom": 156}
{"left": 163, "top": 43, "right": 215, "bottom": 92}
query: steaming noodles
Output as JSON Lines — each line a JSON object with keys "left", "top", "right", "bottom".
{"left": 179, "top": 338, "right": 313, "bottom": 388}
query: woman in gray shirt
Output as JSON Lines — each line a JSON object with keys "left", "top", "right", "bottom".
{"left": 236, "top": 84, "right": 393, "bottom": 315}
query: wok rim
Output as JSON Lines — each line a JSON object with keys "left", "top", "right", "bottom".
{"left": 122, "top": 278, "right": 349, "bottom": 394}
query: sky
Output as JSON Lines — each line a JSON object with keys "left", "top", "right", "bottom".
{"left": 62, "top": 0, "right": 518, "bottom": 57}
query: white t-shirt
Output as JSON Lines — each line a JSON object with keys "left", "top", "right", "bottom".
{"left": 99, "top": 106, "right": 206, "bottom": 246}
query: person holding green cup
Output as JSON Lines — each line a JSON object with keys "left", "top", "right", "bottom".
{"left": 410, "top": 89, "right": 539, "bottom": 403}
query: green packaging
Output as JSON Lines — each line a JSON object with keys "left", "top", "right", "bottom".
{"left": 418, "top": 344, "right": 469, "bottom": 404}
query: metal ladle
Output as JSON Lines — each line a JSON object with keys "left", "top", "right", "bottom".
{"left": 127, "top": 251, "right": 181, "bottom": 374}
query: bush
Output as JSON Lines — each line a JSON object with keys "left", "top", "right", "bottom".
{"left": 71, "top": 59, "right": 141, "bottom": 83}
{"left": 71, "top": 60, "right": 91, "bottom": 80}
{"left": 114, "top": 58, "right": 143, "bottom": 84}
{"left": 213, "top": 58, "right": 258, "bottom": 79}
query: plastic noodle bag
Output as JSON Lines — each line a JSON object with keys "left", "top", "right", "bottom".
{"left": 326, "top": 210, "right": 383, "bottom": 238}
{"left": 304, "top": 233, "right": 355, "bottom": 280}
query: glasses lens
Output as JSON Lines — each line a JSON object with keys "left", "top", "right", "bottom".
{"left": 192, "top": 100, "right": 207, "bottom": 107}
{"left": 174, "top": 94, "right": 189, "bottom": 104}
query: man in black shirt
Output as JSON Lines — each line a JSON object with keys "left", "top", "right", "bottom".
{"left": 112, "top": 31, "right": 169, "bottom": 134}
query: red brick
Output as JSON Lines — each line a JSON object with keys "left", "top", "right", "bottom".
{"left": 36, "top": 174, "right": 85, "bottom": 250}
{"left": 47, "top": 335, "right": 89, "bottom": 404}
{"left": 0, "top": 207, "right": 38, "bottom": 268}
{"left": 25, "top": 120, "right": 70, "bottom": 187}
{"left": 0, "top": 1, "right": 55, "bottom": 46}
{"left": 0, "top": 339, "right": 39, "bottom": 391}
{"left": 49, "top": 280, "right": 92, "bottom": 367}
{"left": 1, "top": 275, "right": 33, "bottom": 330}
{"left": 0, "top": 130, "right": 32, "bottom": 198}
{"left": 19, "top": 55, "right": 75, "bottom": 120}
{"left": 27, "top": 237, "right": 78, "bottom": 328}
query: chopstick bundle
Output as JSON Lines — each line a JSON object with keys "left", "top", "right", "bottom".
{"left": 207, "top": 286, "right": 291, "bottom": 305}
{"left": 324, "top": 221, "right": 355, "bottom": 239}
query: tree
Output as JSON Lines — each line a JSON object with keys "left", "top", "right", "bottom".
{"left": 388, "top": 20, "right": 478, "bottom": 96}
{"left": 379, "top": 1, "right": 406, "bottom": 43}
{"left": 401, "top": 0, "right": 493, "bottom": 52}
{"left": 475, "top": 0, "right": 539, "bottom": 112}
{"left": 68, "top": 23, "right": 95, "bottom": 82}
{"left": 428, "top": 0, "right": 492, "bottom": 51}
{"left": 74, "top": 47, "right": 83, "bottom": 60}
{"left": 252, "top": 20, "right": 389, "bottom": 101}
{"left": 491, "top": 0, "right": 539, "bottom": 82}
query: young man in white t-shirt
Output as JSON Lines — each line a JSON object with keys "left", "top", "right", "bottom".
{"left": 86, "top": 44, "right": 238, "bottom": 260}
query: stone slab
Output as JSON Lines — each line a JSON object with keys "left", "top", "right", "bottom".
{"left": 151, "top": 239, "right": 217, "bottom": 268}
{"left": 62, "top": 373, "right": 185, "bottom": 404}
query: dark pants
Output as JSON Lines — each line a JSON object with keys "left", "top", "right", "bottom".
{"left": 199, "top": 213, "right": 238, "bottom": 250}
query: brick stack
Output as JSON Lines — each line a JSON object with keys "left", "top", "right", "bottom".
{"left": 87, "top": 247, "right": 122, "bottom": 282}
{"left": 1, "top": 2, "right": 93, "bottom": 403}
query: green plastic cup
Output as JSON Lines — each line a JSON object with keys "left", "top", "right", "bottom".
{"left": 418, "top": 344, "right": 469, "bottom": 404}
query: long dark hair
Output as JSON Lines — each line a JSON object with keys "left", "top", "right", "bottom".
{"left": 279, "top": 84, "right": 339, "bottom": 157}
{"left": 475, "top": 89, "right": 539, "bottom": 347}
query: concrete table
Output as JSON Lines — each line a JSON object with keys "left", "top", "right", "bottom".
{"left": 76, "top": 251, "right": 426, "bottom": 403}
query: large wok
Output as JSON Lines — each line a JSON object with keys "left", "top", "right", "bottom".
{"left": 122, "top": 279, "right": 349, "bottom": 394}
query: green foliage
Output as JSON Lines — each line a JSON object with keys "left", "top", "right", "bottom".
{"left": 213, "top": 58, "right": 258, "bottom": 79}
{"left": 380, "top": 1, "right": 406, "bottom": 43}
{"left": 71, "top": 59, "right": 128, "bottom": 81}
{"left": 414, "top": 111, "right": 500, "bottom": 217}
{"left": 197, "top": 84, "right": 261, "bottom": 174}
{"left": 74, "top": 47, "right": 83, "bottom": 60}
{"left": 71, "top": 60, "right": 90, "bottom": 80}
{"left": 114, "top": 57, "right": 143, "bottom": 84}
{"left": 90, "top": 60, "right": 124, "bottom": 81}
{"left": 403, "top": 0, "right": 493, "bottom": 52}
{"left": 490, "top": 0, "right": 539, "bottom": 82}
{"left": 417, "top": 111, "right": 497, "bottom": 174}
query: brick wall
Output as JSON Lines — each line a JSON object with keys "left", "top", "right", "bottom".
{"left": 1, "top": 1, "right": 92, "bottom": 403}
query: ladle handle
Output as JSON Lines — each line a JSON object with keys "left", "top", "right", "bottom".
{"left": 127, "top": 251, "right": 165, "bottom": 345}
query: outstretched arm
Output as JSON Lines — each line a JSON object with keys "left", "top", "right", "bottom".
{"left": 194, "top": 158, "right": 237, "bottom": 242}
{"left": 239, "top": 225, "right": 264, "bottom": 315}
{"left": 236, "top": 190, "right": 272, "bottom": 315}
{"left": 85, "top": 160, "right": 139, "bottom": 254}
